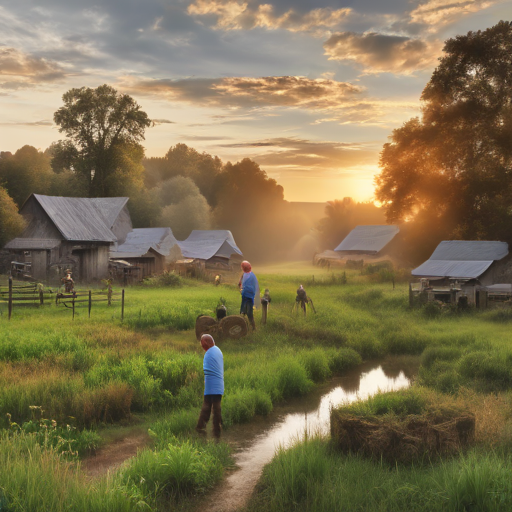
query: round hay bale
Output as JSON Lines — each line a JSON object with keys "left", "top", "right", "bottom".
{"left": 220, "top": 315, "right": 248, "bottom": 339}
{"left": 195, "top": 315, "right": 217, "bottom": 340}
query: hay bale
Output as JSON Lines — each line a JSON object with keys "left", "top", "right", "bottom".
{"left": 195, "top": 315, "right": 218, "bottom": 340}
{"left": 219, "top": 315, "right": 248, "bottom": 339}
{"left": 330, "top": 411, "right": 475, "bottom": 463}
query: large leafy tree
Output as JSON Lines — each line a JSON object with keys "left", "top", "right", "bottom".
{"left": 53, "top": 84, "right": 151, "bottom": 197}
{"left": 375, "top": 21, "right": 512, "bottom": 253}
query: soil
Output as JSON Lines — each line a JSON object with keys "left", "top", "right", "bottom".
{"left": 82, "top": 429, "right": 152, "bottom": 478}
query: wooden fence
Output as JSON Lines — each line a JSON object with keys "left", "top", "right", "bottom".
{"left": 0, "top": 277, "right": 125, "bottom": 320}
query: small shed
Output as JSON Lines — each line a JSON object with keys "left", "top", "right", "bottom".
{"left": 335, "top": 225, "right": 400, "bottom": 255}
{"left": 411, "top": 241, "right": 509, "bottom": 304}
{"left": 4, "top": 194, "right": 130, "bottom": 282}
{"left": 177, "top": 230, "right": 243, "bottom": 270}
{"left": 110, "top": 227, "right": 182, "bottom": 278}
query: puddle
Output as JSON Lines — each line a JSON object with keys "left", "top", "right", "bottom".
{"left": 201, "top": 358, "right": 418, "bottom": 512}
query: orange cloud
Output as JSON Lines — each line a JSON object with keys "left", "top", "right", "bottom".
{"left": 324, "top": 32, "right": 442, "bottom": 74}
{"left": 187, "top": 0, "right": 351, "bottom": 32}
{"left": 0, "top": 47, "right": 65, "bottom": 90}
{"left": 120, "top": 74, "right": 419, "bottom": 124}
{"left": 410, "top": 0, "right": 500, "bottom": 28}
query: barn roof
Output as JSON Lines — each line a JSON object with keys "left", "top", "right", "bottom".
{"left": 412, "top": 241, "right": 509, "bottom": 279}
{"left": 89, "top": 197, "right": 129, "bottom": 230}
{"left": 334, "top": 225, "right": 399, "bottom": 253}
{"left": 178, "top": 230, "right": 243, "bottom": 260}
{"left": 4, "top": 238, "right": 61, "bottom": 250}
{"left": 111, "top": 227, "right": 179, "bottom": 259}
{"left": 30, "top": 194, "right": 123, "bottom": 242}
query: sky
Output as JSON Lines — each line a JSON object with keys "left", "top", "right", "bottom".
{"left": 0, "top": 0, "right": 510, "bottom": 202}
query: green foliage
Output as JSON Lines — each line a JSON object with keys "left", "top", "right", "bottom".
{"left": 141, "top": 271, "right": 183, "bottom": 288}
{"left": 300, "top": 349, "right": 331, "bottom": 383}
{"left": 0, "top": 186, "right": 25, "bottom": 247}
{"left": 159, "top": 194, "right": 210, "bottom": 240}
{"left": 7, "top": 407, "right": 101, "bottom": 458}
{"left": 120, "top": 438, "right": 226, "bottom": 500}
{"left": 276, "top": 359, "right": 313, "bottom": 399}
{"left": 325, "top": 348, "right": 362, "bottom": 374}
{"left": 53, "top": 84, "right": 151, "bottom": 197}
{"left": 376, "top": 21, "right": 512, "bottom": 259}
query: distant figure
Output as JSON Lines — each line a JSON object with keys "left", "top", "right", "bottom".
{"left": 262, "top": 288, "right": 271, "bottom": 304}
{"left": 216, "top": 304, "right": 227, "bottom": 321}
{"left": 215, "top": 274, "right": 221, "bottom": 286}
{"left": 196, "top": 334, "right": 224, "bottom": 438}
{"left": 61, "top": 270, "right": 74, "bottom": 294}
{"left": 239, "top": 260, "right": 259, "bottom": 330}
{"left": 295, "top": 284, "right": 316, "bottom": 315}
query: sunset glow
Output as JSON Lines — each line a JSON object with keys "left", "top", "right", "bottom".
{"left": 0, "top": 0, "right": 508, "bottom": 202}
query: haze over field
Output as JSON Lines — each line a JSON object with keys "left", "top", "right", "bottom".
{"left": 1, "top": 0, "right": 509, "bottom": 202}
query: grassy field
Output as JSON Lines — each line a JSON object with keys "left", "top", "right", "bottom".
{"left": 1, "top": 262, "right": 512, "bottom": 510}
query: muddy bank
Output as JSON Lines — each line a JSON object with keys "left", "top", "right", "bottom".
{"left": 198, "top": 357, "right": 419, "bottom": 512}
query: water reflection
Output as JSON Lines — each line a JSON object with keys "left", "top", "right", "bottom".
{"left": 205, "top": 358, "right": 417, "bottom": 512}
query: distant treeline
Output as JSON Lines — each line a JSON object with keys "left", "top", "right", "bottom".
{"left": 0, "top": 142, "right": 383, "bottom": 262}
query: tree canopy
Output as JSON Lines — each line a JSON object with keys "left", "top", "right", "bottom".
{"left": 53, "top": 85, "right": 151, "bottom": 197}
{"left": 375, "top": 21, "right": 512, "bottom": 256}
{"left": 0, "top": 186, "right": 25, "bottom": 247}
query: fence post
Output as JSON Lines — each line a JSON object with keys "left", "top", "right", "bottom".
{"left": 409, "top": 282, "right": 413, "bottom": 307}
{"left": 121, "top": 289, "right": 125, "bottom": 321}
{"left": 108, "top": 282, "right": 112, "bottom": 306}
{"left": 8, "top": 276, "right": 12, "bottom": 320}
{"left": 39, "top": 289, "right": 44, "bottom": 306}
{"left": 89, "top": 290, "right": 92, "bottom": 318}
{"left": 261, "top": 300, "right": 268, "bottom": 325}
{"left": 72, "top": 294, "right": 75, "bottom": 320}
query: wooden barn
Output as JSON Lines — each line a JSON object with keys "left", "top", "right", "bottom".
{"left": 177, "top": 230, "right": 243, "bottom": 270}
{"left": 315, "top": 225, "right": 400, "bottom": 267}
{"left": 411, "top": 240, "right": 510, "bottom": 305}
{"left": 4, "top": 194, "right": 131, "bottom": 283}
{"left": 110, "top": 227, "right": 182, "bottom": 278}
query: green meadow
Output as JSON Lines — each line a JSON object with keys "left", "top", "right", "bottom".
{"left": 2, "top": 262, "right": 512, "bottom": 511}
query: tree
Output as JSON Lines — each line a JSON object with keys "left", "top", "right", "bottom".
{"left": 143, "top": 144, "right": 223, "bottom": 206}
{"left": 0, "top": 186, "right": 25, "bottom": 247}
{"left": 53, "top": 84, "right": 151, "bottom": 197}
{"left": 0, "top": 146, "right": 54, "bottom": 206}
{"left": 317, "top": 198, "right": 386, "bottom": 250}
{"left": 375, "top": 21, "right": 512, "bottom": 256}
{"left": 159, "top": 194, "right": 211, "bottom": 240}
{"left": 157, "top": 176, "right": 202, "bottom": 207}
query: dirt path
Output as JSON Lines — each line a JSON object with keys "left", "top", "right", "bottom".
{"left": 82, "top": 430, "right": 152, "bottom": 478}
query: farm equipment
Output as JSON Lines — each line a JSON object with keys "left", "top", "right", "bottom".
{"left": 195, "top": 302, "right": 248, "bottom": 340}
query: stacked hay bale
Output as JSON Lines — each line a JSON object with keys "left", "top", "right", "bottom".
{"left": 330, "top": 388, "right": 475, "bottom": 463}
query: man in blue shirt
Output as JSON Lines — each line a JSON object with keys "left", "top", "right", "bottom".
{"left": 239, "top": 260, "right": 259, "bottom": 330}
{"left": 196, "top": 334, "right": 224, "bottom": 438}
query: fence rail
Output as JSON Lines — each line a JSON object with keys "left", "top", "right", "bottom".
{"left": 0, "top": 277, "right": 125, "bottom": 320}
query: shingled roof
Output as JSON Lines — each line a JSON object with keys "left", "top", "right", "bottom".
{"left": 412, "top": 241, "right": 509, "bottom": 279}
{"left": 31, "top": 194, "right": 123, "bottom": 242}
{"left": 334, "top": 225, "right": 400, "bottom": 254}
{"left": 178, "top": 230, "right": 242, "bottom": 260}
{"left": 111, "top": 228, "right": 180, "bottom": 258}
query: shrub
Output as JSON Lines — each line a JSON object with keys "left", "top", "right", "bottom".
{"left": 300, "top": 349, "right": 331, "bottom": 383}
{"left": 326, "top": 348, "right": 362, "bottom": 374}
{"left": 276, "top": 359, "right": 313, "bottom": 399}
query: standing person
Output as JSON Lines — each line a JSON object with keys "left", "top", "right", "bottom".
{"left": 239, "top": 260, "right": 259, "bottom": 330}
{"left": 196, "top": 334, "right": 224, "bottom": 438}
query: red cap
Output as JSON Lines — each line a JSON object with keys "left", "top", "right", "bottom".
{"left": 200, "top": 334, "right": 215, "bottom": 351}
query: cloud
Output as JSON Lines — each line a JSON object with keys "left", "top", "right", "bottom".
{"left": 187, "top": 0, "right": 352, "bottom": 33}
{"left": 323, "top": 32, "right": 442, "bottom": 74}
{"left": 409, "top": 0, "right": 500, "bottom": 29}
{"left": 219, "top": 137, "right": 380, "bottom": 174}
{"left": 0, "top": 120, "right": 53, "bottom": 126}
{"left": 0, "top": 47, "right": 66, "bottom": 90}
{"left": 152, "top": 118, "right": 175, "bottom": 125}
{"left": 179, "top": 134, "right": 233, "bottom": 141}
{"left": 121, "top": 75, "right": 363, "bottom": 108}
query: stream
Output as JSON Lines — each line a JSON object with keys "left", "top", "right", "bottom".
{"left": 199, "top": 357, "right": 419, "bottom": 512}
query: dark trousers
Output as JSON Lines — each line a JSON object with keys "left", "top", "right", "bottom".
{"left": 240, "top": 296, "right": 256, "bottom": 329}
{"left": 196, "top": 394, "right": 223, "bottom": 438}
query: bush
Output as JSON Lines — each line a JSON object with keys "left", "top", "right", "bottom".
{"left": 300, "top": 349, "right": 331, "bottom": 383}
{"left": 326, "top": 348, "right": 362, "bottom": 374}
{"left": 276, "top": 359, "right": 313, "bottom": 399}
